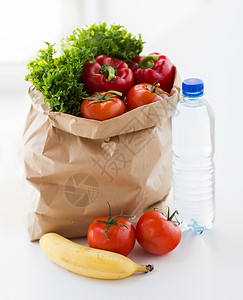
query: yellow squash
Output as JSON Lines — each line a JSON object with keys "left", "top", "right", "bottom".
{"left": 40, "top": 233, "right": 154, "bottom": 280}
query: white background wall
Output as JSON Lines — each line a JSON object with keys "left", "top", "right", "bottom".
{"left": 0, "top": 0, "right": 207, "bottom": 63}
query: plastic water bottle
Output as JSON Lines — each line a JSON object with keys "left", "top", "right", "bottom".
{"left": 172, "top": 78, "right": 215, "bottom": 234}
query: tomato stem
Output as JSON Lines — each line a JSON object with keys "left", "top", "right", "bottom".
{"left": 92, "top": 202, "right": 135, "bottom": 240}
{"left": 154, "top": 207, "right": 181, "bottom": 225}
{"left": 167, "top": 207, "right": 181, "bottom": 225}
{"left": 145, "top": 78, "right": 170, "bottom": 99}
{"left": 83, "top": 91, "right": 123, "bottom": 107}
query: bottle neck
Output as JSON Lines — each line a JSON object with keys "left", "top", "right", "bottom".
{"left": 182, "top": 95, "right": 204, "bottom": 102}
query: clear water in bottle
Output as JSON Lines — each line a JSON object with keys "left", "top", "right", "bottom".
{"left": 172, "top": 78, "right": 215, "bottom": 234}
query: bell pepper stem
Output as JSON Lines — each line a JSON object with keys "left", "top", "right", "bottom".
{"left": 99, "top": 64, "right": 118, "bottom": 83}
{"left": 137, "top": 54, "right": 159, "bottom": 69}
{"left": 107, "top": 66, "right": 116, "bottom": 82}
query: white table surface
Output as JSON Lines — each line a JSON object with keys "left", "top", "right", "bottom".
{"left": 1, "top": 0, "right": 243, "bottom": 299}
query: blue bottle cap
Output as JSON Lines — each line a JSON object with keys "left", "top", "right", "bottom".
{"left": 182, "top": 78, "right": 204, "bottom": 97}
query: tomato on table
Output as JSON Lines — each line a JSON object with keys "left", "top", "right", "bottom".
{"left": 136, "top": 208, "right": 181, "bottom": 255}
{"left": 81, "top": 91, "right": 125, "bottom": 121}
{"left": 125, "top": 81, "right": 169, "bottom": 111}
{"left": 87, "top": 203, "right": 136, "bottom": 256}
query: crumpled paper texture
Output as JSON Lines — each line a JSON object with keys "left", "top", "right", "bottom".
{"left": 23, "top": 69, "right": 181, "bottom": 241}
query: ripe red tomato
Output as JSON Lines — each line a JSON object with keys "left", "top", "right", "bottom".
{"left": 125, "top": 82, "right": 169, "bottom": 111}
{"left": 87, "top": 204, "right": 136, "bottom": 256}
{"left": 81, "top": 91, "right": 125, "bottom": 121}
{"left": 136, "top": 209, "right": 181, "bottom": 255}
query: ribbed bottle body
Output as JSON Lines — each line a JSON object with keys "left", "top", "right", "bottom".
{"left": 172, "top": 97, "right": 215, "bottom": 234}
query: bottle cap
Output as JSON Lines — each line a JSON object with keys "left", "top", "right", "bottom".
{"left": 182, "top": 78, "right": 204, "bottom": 97}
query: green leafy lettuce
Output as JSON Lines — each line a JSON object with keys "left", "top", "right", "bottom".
{"left": 25, "top": 23, "right": 144, "bottom": 116}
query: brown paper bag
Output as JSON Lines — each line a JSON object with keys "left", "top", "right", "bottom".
{"left": 23, "top": 69, "right": 181, "bottom": 241}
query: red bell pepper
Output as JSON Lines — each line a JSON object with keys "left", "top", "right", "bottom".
{"left": 81, "top": 55, "right": 134, "bottom": 96}
{"left": 129, "top": 52, "right": 175, "bottom": 93}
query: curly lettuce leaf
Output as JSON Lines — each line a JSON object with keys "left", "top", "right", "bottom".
{"left": 25, "top": 43, "right": 94, "bottom": 115}
{"left": 64, "top": 22, "right": 144, "bottom": 63}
